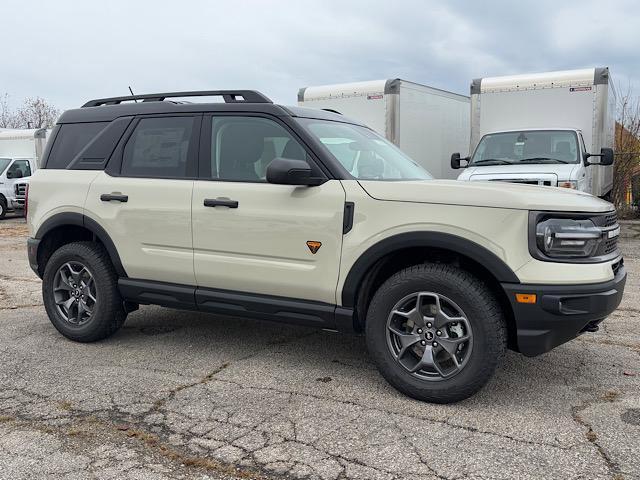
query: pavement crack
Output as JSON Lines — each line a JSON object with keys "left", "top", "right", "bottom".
{"left": 210, "top": 378, "right": 574, "bottom": 451}
{"left": 150, "top": 331, "right": 318, "bottom": 415}
{"left": 571, "top": 399, "right": 624, "bottom": 479}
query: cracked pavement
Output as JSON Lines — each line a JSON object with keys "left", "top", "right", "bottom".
{"left": 0, "top": 216, "right": 638, "bottom": 480}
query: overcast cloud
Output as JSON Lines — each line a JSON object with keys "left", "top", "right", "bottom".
{"left": 2, "top": 0, "right": 639, "bottom": 110}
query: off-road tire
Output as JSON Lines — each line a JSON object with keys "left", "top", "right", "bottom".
{"left": 366, "top": 263, "right": 507, "bottom": 403}
{"left": 43, "top": 241, "right": 127, "bottom": 342}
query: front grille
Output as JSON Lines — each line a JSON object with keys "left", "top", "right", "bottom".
{"left": 491, "top": 179, "right": 553, "bottom": 186}
{"left": 591, "top": 212, "right": 619, "bottom": 258}
{"left": 15, "top": 183, "right": 27, "bottom": 198}
{"left": 603, "top": 213, "right": 618, "bottom": 227}
{"left": 603, "top": 237, "right": 618, "bottom": 254}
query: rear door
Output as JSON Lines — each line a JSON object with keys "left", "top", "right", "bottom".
{"left": 85, "top": 115, "right": 200, "bottom": 285}
{"left": 191, "top": 114, "right": 346, "bottom": 304}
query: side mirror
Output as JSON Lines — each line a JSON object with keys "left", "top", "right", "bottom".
{"left": 585, "top": 147, "right": 614, "bottom": 166}
{"left": 5, "top": 171, "right": 13, "bottom": 179}
{"left": 599, "top": 147, "right": 614, "bottom": 166}
{"left": 451, "top": 153, "right": 469, "bottom": 169}
{"left": 266, "top": 157, "right": 321, "bottom": 186}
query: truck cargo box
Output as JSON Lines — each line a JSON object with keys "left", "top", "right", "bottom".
{"left": 298, "top": 79, "right": 470, "bottom": 179}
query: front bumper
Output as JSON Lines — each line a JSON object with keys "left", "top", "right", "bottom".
{"left": 8, "top": 198, "right": 25, "bottom": 209}
{"left": 502, "top": 261, "right": 627, "bottom": 356}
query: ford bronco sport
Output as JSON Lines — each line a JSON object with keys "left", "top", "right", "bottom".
{"left": 26, "top": 90, "right": 626, "bottom": 403}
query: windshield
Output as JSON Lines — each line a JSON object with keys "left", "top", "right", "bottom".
{"left": 0, "top": 158, "right": 11, "bottom": 175}
{"left": 299, "top": 119, "right": 432, "bottom": 181}
{"left": 470, "top": 130, "right": 579, "bottom": 166}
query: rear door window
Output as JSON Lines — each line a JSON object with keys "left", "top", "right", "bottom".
{"left": 121, "top": 116, "right": 196, "bottom": 178}
{"left": 46, "top": 122, "right": 109, "bottom": 169}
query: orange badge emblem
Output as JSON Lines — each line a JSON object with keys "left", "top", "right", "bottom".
{"left": 306, "top": 241, "right": 322, "bottom": 254}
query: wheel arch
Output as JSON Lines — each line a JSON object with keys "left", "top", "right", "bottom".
{"left": 341, "top": 232, "right": 520, "bottom": 348}
{"left": 34, "top": 212, "right": 127, "bottom": 278}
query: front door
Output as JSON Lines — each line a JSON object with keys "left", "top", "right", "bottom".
{"left": 85, "top": 115, "right": 199, "bottom": 285}
{"left": 192, "top": 115, "right": 345, "bottom": 304}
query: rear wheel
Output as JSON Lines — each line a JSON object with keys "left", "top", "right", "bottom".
{"left": 43, "top": 241, "right": 127, "bottom": 342}
{"left": 366, "top": 263, "right": 506, "bottom": 403}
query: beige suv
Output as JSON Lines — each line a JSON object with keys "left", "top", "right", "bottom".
{"left": 26, "top": 90, "right": 626, "bottom": 403}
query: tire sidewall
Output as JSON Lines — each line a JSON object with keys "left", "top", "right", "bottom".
{"left": 0, "top": 200, "right": 6, "bottom": 218}
{"left": 366, "top": 266, "right": 503, "bottom": 400}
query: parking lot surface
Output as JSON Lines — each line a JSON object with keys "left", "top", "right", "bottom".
{"left": 0, "top": 216, "right": 638, "bottom": 480}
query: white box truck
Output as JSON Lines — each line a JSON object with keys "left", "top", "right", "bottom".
{"left": 453, "top": 68, "right": 616, "bottom": 198}
{"left": 298, "top": 79, "right": 470, "bottom": 179}
{"left": 0, "top": 128, "right": 49, "bottom": 218}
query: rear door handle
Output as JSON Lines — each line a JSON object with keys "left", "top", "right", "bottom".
{"left": 100, "top": 193, "right": 128, "bottom": 203}
{"left": 204, "top": 198, "right": 238, "bottom": 208}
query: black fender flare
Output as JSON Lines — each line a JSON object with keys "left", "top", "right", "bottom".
{"left": 35, "top": 212, "right": 127, "bottom": 277}
{"left": 341, "top": 231, "right": 520, "bottom": 307}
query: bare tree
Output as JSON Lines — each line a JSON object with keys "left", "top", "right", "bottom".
{"left": 17, "top": 97, "right": 60, "bottom": 129}
{"left": 0, "top": 94, "right": 21, "bottom": 128}
{"left": 613, "top": 85, "right": 640, "bottom": 214}
{"left": 0, "top": 94, "right": 60, "bottom": 129}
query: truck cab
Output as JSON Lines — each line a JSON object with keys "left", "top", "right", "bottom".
{"left": 453, "top": 128, "right": 613, "bottom": 193}
{"left": 0, "top": 157, "right": 35, "bottom": 218}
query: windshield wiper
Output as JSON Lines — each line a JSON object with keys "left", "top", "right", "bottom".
{"left": 471, "top": 159, "right": 514, "bottom": 165}
{"left": 519, "top": 157, "right": 571, "bottom": 164}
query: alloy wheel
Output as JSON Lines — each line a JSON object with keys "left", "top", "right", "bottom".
{"left": 386, "top": 292, "right": 473, "bottom": 381}
{"left": 53, "top": 262, "right": 97, "bottom": 326}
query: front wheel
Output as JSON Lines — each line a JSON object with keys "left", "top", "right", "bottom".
{"left": 366, "top": 263, "right": 506, "bottom": 403}
{"left": 42, "top": 241, "right": 127, "bottom": 342}
{"left": 0, "top": 198, "right": 6, "bottom": 219}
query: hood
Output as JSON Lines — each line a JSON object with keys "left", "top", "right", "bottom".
{"left": 459, "top": 163, "right": 579, "bottom": 184}
{"left": 358, "top": 179, "right": 612, "bottom": 212}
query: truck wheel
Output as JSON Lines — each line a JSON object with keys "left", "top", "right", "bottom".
{"left": 42, "top": 241, "right": 127, "bottom": 342}
{"left": 0, "top": 198, "right": 6, "bottom": 219}
{"left": 366, "top": 263, "right": 506, "bottom": 403}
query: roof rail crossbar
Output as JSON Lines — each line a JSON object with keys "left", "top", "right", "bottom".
{"left": 82, "top": 90, "right": 272, "bottom": 107}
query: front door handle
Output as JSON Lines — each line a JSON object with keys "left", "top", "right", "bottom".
{"left": 204, "top": 198, "right": 238, "bottom": 208}
{"left": 100, "top": 193, "right": 128, "bottom": 203}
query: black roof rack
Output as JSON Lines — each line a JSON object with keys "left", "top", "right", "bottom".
{"left": 82, "top": 90, "right": 272, "bottom": 107}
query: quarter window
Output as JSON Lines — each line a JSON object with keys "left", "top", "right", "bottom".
{"left": 122, "top": 117, "right": 195, "bottom": 178}
{"left": 46, "top": 122, "right": 108, "bottom": 169}
{"left": 210, "top": 116, "right": 309, "bottom": 182}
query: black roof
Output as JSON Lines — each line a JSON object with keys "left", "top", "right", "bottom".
{"left": 58, "top": 89, "right": 361, "bottom": 125}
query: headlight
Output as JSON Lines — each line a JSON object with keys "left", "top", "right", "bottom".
{"left": 530, "top": 212, "right": 620, "bottom": 263}
{"left": 536, "top": 218, "right": 602, "bottom": 257}
{"left": 558, "top": 180, "right": 577, "bottom": 189}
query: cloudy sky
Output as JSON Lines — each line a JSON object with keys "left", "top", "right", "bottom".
{"left": 2, "top": 0, "right": 639, "bottom": 110}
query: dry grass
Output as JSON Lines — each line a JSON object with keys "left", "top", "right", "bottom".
{"left": 602, "top": 390, "right": 621, "bottom": 402}
{"left": 586, "top": 430, "right": 598, "bottom": 442}
{"left": 0, "top": 224, "right": 29, "bottom": 238}
{"left": 57, "top": 401, "right": 73, "bottom": 411}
